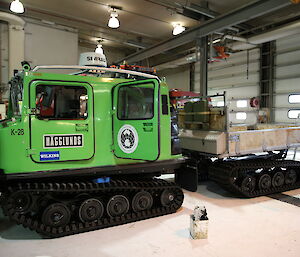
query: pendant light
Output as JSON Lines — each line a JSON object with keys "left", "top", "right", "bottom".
{"left": 172, "top": 24, "right": 185, "bottom": 36}
{"left": 108, "top": 9, "right": 120, "bottom": 29}
{"left": 10, "top": 0, "right": 24, "bottom": 14}
{"left": 95, "top": 43, "right": 104, "bottom": 55}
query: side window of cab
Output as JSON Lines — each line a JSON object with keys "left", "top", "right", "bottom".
{"left": 36, "top": 85, "right": 88, "bottom": 120}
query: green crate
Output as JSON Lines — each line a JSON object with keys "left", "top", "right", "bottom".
{"left": 184, "top": 102, "right": 194, "bottom": 122}
{"left": 193, "top": 100, "right": 209, "bottom": 122}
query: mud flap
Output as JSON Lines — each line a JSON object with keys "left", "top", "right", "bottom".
{"left": 175, "top": 167, "right": 198, "bottom": 192}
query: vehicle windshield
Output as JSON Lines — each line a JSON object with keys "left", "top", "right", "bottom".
{"left": 8, "top": 75, "right": 23, "bottom": 118}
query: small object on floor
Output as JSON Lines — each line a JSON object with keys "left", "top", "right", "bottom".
{"left": 190, "top": 206, "right": 209, "bottom": 239}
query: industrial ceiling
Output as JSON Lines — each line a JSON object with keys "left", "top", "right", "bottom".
{"left": 0, "top": 0, "right": 299, "bottom": 65}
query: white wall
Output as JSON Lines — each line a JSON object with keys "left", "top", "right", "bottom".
{"left": 274, "top": 33, "right": 300, "bottom": 123}
{"left": 195, "top": 48, "right": 260, "bottom": 125}
{"left": 25, "top": 23, "right": 78, "bottom": 67}
{"left": 158, "top": 65, "right": 190, "bottom": 91}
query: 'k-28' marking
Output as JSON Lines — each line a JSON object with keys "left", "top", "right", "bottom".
{"left": 11, "top": 129, "right": 24, "bottom": 136}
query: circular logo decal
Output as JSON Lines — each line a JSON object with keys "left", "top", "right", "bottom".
{"left": 118, "top": 125, "right": 139, "bottom": 154}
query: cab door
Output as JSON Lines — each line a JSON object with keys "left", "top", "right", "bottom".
{"left": 112, "top": 79, "right": 160, "bottom": 161}
{"left": 29, "top": 81, "right": 95, "bottom": 163}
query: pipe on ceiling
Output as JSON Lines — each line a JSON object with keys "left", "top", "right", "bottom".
{"left": 0, "top": 11, "right": 25, "bottom": 26}
{"left": 223, "top": 35, "right": 247, "bottom": 42}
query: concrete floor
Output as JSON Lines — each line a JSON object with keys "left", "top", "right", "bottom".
{"left": 1, "top": 150, "right": 300, "bottom": 257}
{"left": 0, "top": 179, "right": 299, "bottom": 257}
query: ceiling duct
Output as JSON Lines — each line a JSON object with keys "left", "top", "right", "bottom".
{"left": 155, "top": 19, "right": 300, "bottom": 70}
{"left": 120, "top": 0, "right": 292, "bottom": 64}
{"left": 230, "top": 19, "right": 300, "bottom": 50}
{"left": 155, "top": 54, "right": 196, "bottom": 70}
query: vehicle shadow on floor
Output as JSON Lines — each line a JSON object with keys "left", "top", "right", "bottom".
{"left": 184, "top": 180, "right": 274, "bottom": 208}
{"left": 0, "top": 205, "right": 191, "bottom": 241}
{"left": 0, "top": 209, "right": 43, "bottom": 240}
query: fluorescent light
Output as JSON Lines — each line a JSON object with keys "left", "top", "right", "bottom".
{"left": 95, "top": 44, "right": 104, "bottom": 55}
{"left": 10, "top": 0, "right": 24, "bottom": 13}
{"left": 172, "top": 24, "right": 185, "bottom": 36}
{"left": 212, "top": 39, "right": 221, "bottom": 44}
{"left": 108, "top": 10, "right": 119, "bottom": 28}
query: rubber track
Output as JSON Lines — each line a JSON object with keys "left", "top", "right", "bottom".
{"left": 1, "top": 179, "right": 184, "bottom": 238}
{"left": 208, "top": 159, "right": 300, "bottom": 197}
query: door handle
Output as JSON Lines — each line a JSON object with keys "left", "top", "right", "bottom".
{"left": 143, "top": 122, "right": 153, "bottom": 132}
{"left": 143, "top": 127, "right": 153, "bottom": 132}
{"left": 75, "top": 123, "right": 89, "bottom": 132}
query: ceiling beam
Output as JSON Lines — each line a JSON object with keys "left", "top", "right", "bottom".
{"left": 119, "top": 0, "right": 292, "bottom": 64}
{"left": 183, "top": 3, "right": 249, "bottom": 31}
{"left": 184, "top": 3, "right": 218, "bottom": 19}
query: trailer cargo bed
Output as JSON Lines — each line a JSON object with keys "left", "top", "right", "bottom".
{"left": 179, "top": 125, "right": 300, "bottom": 157}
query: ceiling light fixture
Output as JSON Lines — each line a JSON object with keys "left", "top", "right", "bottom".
{"left": 10, "top": 0, "right": 24, "bottom": 14}
{"left": 108, "top": 9, "right": 120, "bottom": 29}
{"left": 95, "top": 40, "right": 104, "bottom": 55}
{"left": 172, "top": 24, "right": 185, "bottom": 36}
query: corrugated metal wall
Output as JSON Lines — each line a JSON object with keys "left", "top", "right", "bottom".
{"left": 195, "top": 48, "right": 260, "bottom": 125}
{"left": 275, "top": 33, "right": 300, "bottom": 123}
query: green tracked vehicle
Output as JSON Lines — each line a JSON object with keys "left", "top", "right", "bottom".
{"left": 0, "top": 62, "right": 184, "bottom": 237}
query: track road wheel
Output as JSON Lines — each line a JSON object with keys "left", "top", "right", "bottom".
{"left": 79, "top": 198, "right": 104, "bottom": 222}
{"left": 107, "top": 195, "right": 129, "bottom": 217}
{"left": 285, "top": 169, "right": 297, "bottom": 185}
{"left": 160, "top": 189, "right": 175, "bottom": 207}
{"left": 132, "top": 191, "right": 153, "bottom": 212}
{"left": 241, "top": 176, "right": 256, "bottom": 193}
{"left": 42, "top": 203, "right": 71, "bottom": 227}
{"left": 272, "top": 171, "right": 285, "bottom": 187}
{"left": 10, "top": 192, "right": 32, "bottom": 214}
{"left": 258, "top": 174, "right": 272, "bottom": 190}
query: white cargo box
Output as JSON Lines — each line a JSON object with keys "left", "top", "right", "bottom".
{"left": 179, "top": 125, "right": 300, "bottom": 158}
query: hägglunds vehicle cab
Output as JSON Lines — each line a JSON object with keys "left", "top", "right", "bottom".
{"left": 0, "top": 63, "right": 184, "bottom": 237}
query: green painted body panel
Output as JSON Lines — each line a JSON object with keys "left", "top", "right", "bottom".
{"left": 113, "top": 80, "right": 159, "bottom": 161}
{"left": 0, "top": 71, "right": 180, "bottom": 175}
{"left": 29, "top": 81, "right": 95, "bottom": 162}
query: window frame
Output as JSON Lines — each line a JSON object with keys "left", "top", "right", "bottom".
{"left": 117, "top": 83, "right": 155, "bottom": 121}
{"left": 236, "top": 100, "right": 248, "bottom": 108}
{"left": 287, "top": 109, "right": 300, "bottom": 119}
{"left": 35, "top": 84, "right": 89, "bottom": 120}
{"left": 288, "top": 94, "right": 300, "bottom": 104}
{"left": 236, "top": 112, "right": 247, "bottom": 120}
